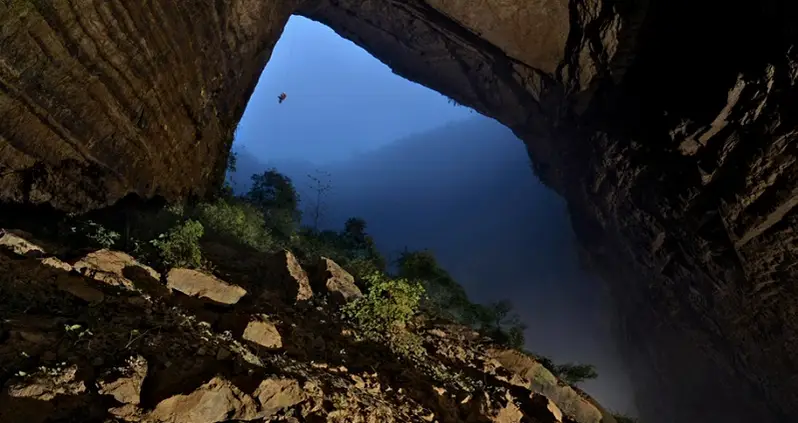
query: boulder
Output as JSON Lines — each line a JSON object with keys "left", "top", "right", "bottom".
{"left": 529, "top": 393, "right": 564, "bottom": 423}
{"left": 264, "top": 250, "right": 313, "bottom": 303}
{"left": 73, "top": 250, "right": 162, "bottom": 293}
{"left": 0, "top": 230, "right": 46, "bottom": 257}
{"left": 166, "top": 268, "right": 246, "bottom": 305}
{"left": 469, "top": 392, "right": 525, "bottom": 423}
{"left": 55, "top": 274, "right": 105, "bottom": 304}
{"left": 6, "top": 364, "right": 86, "bottom": 401}
{"left": 0, "top": 364, "right": 87, "bottom": 423}
{"left": 149, "top": 377, "right": 259, "bottom": 423}
{"left": 488, "top": 349, "right": 602, "bottom": 423}
{"left": 254, "top": 378, "right": 306, "bottom": 417}
{"left": 242, "top": 315, "right": 283, "bottom": 350}
{"left": 98, "top": 355, "right": 148, "bottom": 405}
{"left": 312, "top": 257, "right": 362, "bottom": 305}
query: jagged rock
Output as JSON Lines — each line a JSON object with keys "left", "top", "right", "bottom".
{"left": 312, "top": 257, "right": 362, "bottom": 304}
{"left": 0, "top": 230, "right": 46, "bottom": 257}
{"left": 149, "top": 377, "right": 260, "bottom": 423}
{"left": 0, "top": 236, "right": 105, "bottom": 303}
{"left": 264, "top": 250, "right": 313, "bottom": 303}
{"left": 529, "top": 394, "right": 564, "bottom": 423}
{"left": 166, "top": 268, "right": 246, "bottom": 305}
{"left": 464, "top": 392, "right": 524, "bottom": 423}
{"left": 242, "top": 315, "right": 283, "bottom": 350}
{"left": 55, "top": 274, "right": 105, "bottom": 304}
{"left": 0, "top": 364, "right": 88, "bottom": 423}
{"left": 73, "top": 250, "right": 162, "bottom": 293}
{"left": 488, "top": 349, "right": 601, "bottom": 423}
{"left": 40, "top": 256, "right": 73, "bottom": 272}
{"left": 492, "top": 400, "right": 524, "bottom": 423}
{"left": 98, "top": 355, "right": 148, "bottom": 405}
{"left": 254, "top": 378, "right": 306, "bottom": 417}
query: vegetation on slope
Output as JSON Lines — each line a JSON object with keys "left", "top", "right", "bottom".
{"left": 0, "top": 164, "right": 634, "bottom": 417}
{"left": 59, "top": 166, "right": 602, "bottom": 382}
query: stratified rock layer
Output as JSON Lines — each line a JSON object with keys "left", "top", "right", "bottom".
{"left": 1, "top": 1, "right": 797, "bottom": 422}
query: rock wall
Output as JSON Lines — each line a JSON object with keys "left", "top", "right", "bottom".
{"left": 0, "top": 0, "right": 299, "bottom": 209}
{"left": 1, "top": 1, "right": 797, "bottom": 422}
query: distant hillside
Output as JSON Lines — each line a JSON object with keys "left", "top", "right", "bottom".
{"left": 229, "top": 116, "right": 637, "bottom": 415}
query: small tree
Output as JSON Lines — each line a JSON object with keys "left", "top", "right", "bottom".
{"left": 342, "top": 272, "right": 425, "bottom": 337}
{"left": 195, "top": 199, "right": 275, "bottom": 252}
{"left": 555, "top": 363, "right": 598, "bottom": 385}
{"left": 226, "top": 151, "right": 238, "bottom": 173}
{"left": 344, "top": 217, "right": 367, "bottom": 244}
{"left": 150, "top": 220, "right": 204, "bottom": 268}
{"left": 246, "top": 169, "right": 301, "bottom": 239}
{"left": 221, "top": 151, "right": 238, "bottom": 196}
{"left": 306, "top": 169, "right": 332, "bottom": 230}
{"left": 471, "top": 300, "right": 527, "bottom": 349}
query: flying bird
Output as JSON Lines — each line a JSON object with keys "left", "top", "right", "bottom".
{"left": 278, "top": 92, "right": 287, "bottom": 104}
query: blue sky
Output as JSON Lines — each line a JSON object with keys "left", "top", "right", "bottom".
{"left": 233, "top": 15, "right": 474, "bottom": 163}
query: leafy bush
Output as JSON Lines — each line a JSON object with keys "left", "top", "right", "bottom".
{"left": 344, "top": 256, "right": 383, "bottom": 280}
{"left": 150, "top": 219, "right": 204, "bottom": 268}
{"left": 246, "top": 169, "right": 301, "bottom": 239}
{"left": 553, "top": 362, "right": 598, "bottom": 385}
{"left": 521, "top": 351, "right": 598, "bottom": 385}
{"left": 69, "top": 220, "right": 120, "bottom": 249}
{"left": 472, "top": 300, "right": 528, "bottom": 349}
{"left": 387, "top": 329, "right": 427, "bottom": 361}
{"left": 342, "top": 272, "right": 425, "bottom": 337}
{"left": 195, "top": 200, "right": 276, "bottom": 252}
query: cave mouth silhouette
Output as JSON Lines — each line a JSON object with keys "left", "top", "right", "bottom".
{"left": 229, "top": 15, "right": 638, "bottom": 418}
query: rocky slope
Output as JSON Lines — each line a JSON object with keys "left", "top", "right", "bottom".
{"left": 1, "top": 1, "right": 797, "bottom": 422}
{"left": 0, "top": 229, "right": 615, "bottom": 423}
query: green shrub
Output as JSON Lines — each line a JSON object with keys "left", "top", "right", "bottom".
{"left": 554, "top": 362, "right": 598, "bottom": 385}
{"left": 150, "top": 220, "right": 204, "bottom": 268}
{"left": 70, "top": 220, "right": 120, "bottom": 249}
{"left": 246, "top": 169, "right": 301, "bottom": 240}
{"left": 343, "top": 256, "right": 382, "bottom": 280}
{"left": 195, "top": 200, "right": 276, "bottom": 252}
{"left": 387, "top": 329, "right": 427, "bottom": 361}
{"left": 342, "top": 272, "right": 425, "bottom": 337}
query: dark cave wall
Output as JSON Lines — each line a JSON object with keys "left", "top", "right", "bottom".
{"left": 1, "top": 1, "right": 797, "bottom": 421}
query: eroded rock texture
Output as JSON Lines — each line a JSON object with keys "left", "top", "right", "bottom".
{"left": 1, "top": 1, "right": 797, "bottom": 422}
{"left": 0, "top": 0, "right": 299, "bottom": 209}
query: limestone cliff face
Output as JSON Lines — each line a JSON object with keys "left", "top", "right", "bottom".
{"left": 0, "top": 0, "right": 299, "bottom": 209}
{"left": 1, "top": 1, "right": 797, "bottom": 422}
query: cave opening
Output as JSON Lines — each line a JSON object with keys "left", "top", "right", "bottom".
{"left": 229, "top": 15, "right": 637, "bottom": 417}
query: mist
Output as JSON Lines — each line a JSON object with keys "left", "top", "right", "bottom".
{"left": 232, "top": 15, "right": 637, "bottom": 415}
